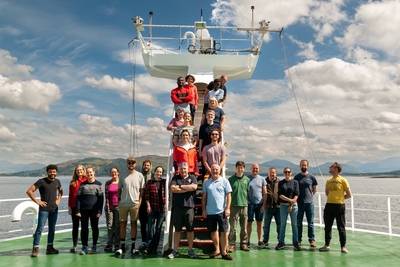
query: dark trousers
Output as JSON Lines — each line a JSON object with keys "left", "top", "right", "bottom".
{"left": 323, "top": 203, "right": 346, "bottom": 247}
{"left": 70, "top": 208, "right": 80, "bottom": 246}
{"left": 139, "top": 201, "right": 148, "bottom": 242}
{"left": 80, "top": 210, "right": 99, "bottom": 247}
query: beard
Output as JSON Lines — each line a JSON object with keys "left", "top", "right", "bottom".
{"left": 301, "top": 168, "right": 307, "bottom": 173}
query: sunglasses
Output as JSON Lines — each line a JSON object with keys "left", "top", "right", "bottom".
{"left": 284, "top": 171, "right": 291, "bottom": 174}
{"left": 211, "top": 133, "right": 219, "bottom": 136}
{"left": 127, "top": 162, "right": 136, "bottom": 165}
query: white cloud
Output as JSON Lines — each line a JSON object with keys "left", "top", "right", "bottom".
{"left": 0, "top": 49, "right": 34, "bottom": 81}
{"left": 0, "top": 126, "right": 17, "bottom": 142}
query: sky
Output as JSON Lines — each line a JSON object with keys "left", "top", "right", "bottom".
{"left": 1, "top": 0, "right": 400, "bottom": 167}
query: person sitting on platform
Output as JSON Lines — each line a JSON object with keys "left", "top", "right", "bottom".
{"left": 201, "top": 97, "right": 226, "bottom": 131}
{"left": 204, "top": 75, "right": 228, "bottom": 110}
{"left": 204, "top": 78, "right": 224, "bottom": 110}
{"left": 173, "top": 129, "right": 198, "bottom": 175}
{"left": 167, "top": 107, "right": 185, "bottom": 131}
{"left": 173, "top": 112, "right": 198, "bottom": 146}
{"left": 171, "top": 76, "right": 193, "bottom": 114}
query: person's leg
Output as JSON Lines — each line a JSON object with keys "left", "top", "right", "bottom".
{"left": 278, "top": 206, "right": 289, "bottom": 244}
{"left": 297, "top": 203, "right": 305, "bottom": 243}
{"left": 254, "top": 203, "right": 263, "bottom": 242}
{"left": 305, "top": 203, "right": 315, "bottom": 242}
{"left": 150, "top": 211, "right": 165, "bottom": 251}
{"left": 105, "top": 207, "right": 113, "bottom": 246}
{"left": 71, "top": 208, "right": 80, "bottom": 248}
{"left": 263, "top": 208, "right": 273, "bottom": 243}
{"left": 112, "top": 206, "right": 120, "bottom": 246}
{"left": 274, "top": 208, "right": 281, "bottom": 242}
{"left": 239, "top": 206, "right": 248, "bottom": 246}
{"left": 185, "top": 208, "right": 195, "bottom": 250}
{"left": 323, "top": 204, "right": 335, "bottom": 246}
{"left": 80, "top": 210, "right": 90, "bottom": 247}
{"left": 290, "top": 205, "right": 299, "bottom": 244}
{"left": 33, "top": 209, "right": 49, "bottom": 246}
{"left": 89, "top": 210, "right": 99, "bottom": 246}
{"left": 246, "top": 203, "right": 255, "bottom": 243}
{"left": 139, "top": 202, "right": 148, "bottom": 244}
{"left": 146, "top": 210, "right": 156, "bottom": 248}
{"left": 47, "top": 208, "right": 58, "bottom": 245}
{"left": 228, "top": 206, "right": 239, "bottom": 246}
{"left": 336, "top": 204, "right": 347, "bottom": 247}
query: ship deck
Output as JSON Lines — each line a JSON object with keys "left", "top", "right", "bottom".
{"left": 0, "top": 224, "right": 399, "bottom": 267}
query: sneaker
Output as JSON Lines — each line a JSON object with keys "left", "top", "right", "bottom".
{"left": 46, "top": 245, "right": 59, "bottom": 254}
{"left": 104, "top": 244, "right": 113, "bottom": 251}
{"left": 221, "top": 253, "right": 233, "bottom": 261}
{"left": 310, "top": 240, "right": 317, "bottom": 247}
{"left": 138, "top": 243, "right": 147, "bottom": 250}
{"left": 258, "top": 241, "right": 266, "bottom": 249}
{"left": 80, "top": 246, "right": 88, "bottom": 255}
{"left": 275, "top": 242, "right": 284, "bottom": 250}
{"left": 167, "top": 250, "right": 179, "bottom": 259}
{"left": 70, "top": 246, "right": 77, "bottom": 253}
{"left": 131, "top": 247, "right": 139, "bottom": 254}
{"left": 188, "top": 249, "right": 197, "bottom": 259}
{"left": 227, "top": 245, "right": 235, "bottom": 253}
{"left": 114, "top": 249, "right": 123, "bottom": 256}
{"left": 341, "top": 246, "right": 348, "bottom": 254}
{"left": 240, "top": 244, "right": 250, "bottom": 251}
{"left": 262, "top": 240, "right": 269, "bottom": 246}
{"left": 31, "top": 247, "right": 39, "bottom": 257}
{"left": 319, "top": 245, "right": 330, "bottom": 252}
{"left": 293, "top": 243, "right": 301, "bottom": 251}
{"left": 90, "top": 246, "right": 97, "bottom": 254}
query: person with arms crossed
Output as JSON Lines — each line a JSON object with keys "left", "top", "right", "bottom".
{"left": 263, "top": 167, "right": 281, "bottom": 246}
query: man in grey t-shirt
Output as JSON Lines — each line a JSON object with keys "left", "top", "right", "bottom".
{"left": 115, "top": 157, "right": 145, "bottom": 255}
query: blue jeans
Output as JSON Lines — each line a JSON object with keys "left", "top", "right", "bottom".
{"left": 297, "top": 203, "right": 315, "bottom": 242}
{"left": 263, "top": 208, "right": 281, "bottom": 243}
{"left": 279, "top": 205, "right": 298, "bottom": 245}
{"left": 146, "top": 210, "right": 165, "bottom": 251}
{"left": 33, "top": 208, "right": 58, "bottom": 246}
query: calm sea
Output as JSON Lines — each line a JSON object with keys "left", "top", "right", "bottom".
{"left": 0, "top": 176, "right": 399, "bottom": 239}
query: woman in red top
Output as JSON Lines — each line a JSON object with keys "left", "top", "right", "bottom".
{"left": 68, "top": 165, "right": 87, "bottom": 252}
{"left": 173, "top": 129, "right": 198, "bottom": 175}
{"left": 184, "top": 74, "right": 198, "bottom": 123}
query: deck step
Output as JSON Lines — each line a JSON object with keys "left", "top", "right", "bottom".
{"left": 182, "top": 227, "right": 209, "bottom": 233}
{"left": 179, "top": 239, "right": 213, "bottom": 246}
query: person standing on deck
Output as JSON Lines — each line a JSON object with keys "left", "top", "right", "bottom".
{"left": 202, "top": 164, "right": 233, "bottom": 261}
{"left": 319, "top": 162, "right": 352, "bottom": 254}
{"left": 247, "top": 163, "right": 267, "bottom": 248}
{"left": 68, "top": 165, "right": 87, "bottom": 253}
{"left": 76, "top": 167, "right": 104, "bottom": 255}
{"left": 263, "top": 167, "right": 281, "bottom": 246}
{"left": 294, "top": 159, "right": 318, "bottom": 248}
{"left": 171, "top": 76, "right": 193, "bottom": 114}
{"left": 144, "top": 166, "right": 166, "bottom": 254}
{"left": 27, "top": 164, "right": 63, "bottom": 257}
{"left": 104, "top": 167, "right": 120, "bottom": 252}
{"left": 276, "top": 167, "right": 300, "bottom": 251}
{"left": 168, "top": 162, "right": 198, "bottom": 259}
{"left": 138, "top": 160, "right": 152, "bottom": 251}
{"left": 201, "top": 128, "right": 226, "bottom": 182}
{"left": 228, "top": 161, "right": 250, "bottom": 252}
{"left": 115, "top": 157, "right": 145, "bottom": 255}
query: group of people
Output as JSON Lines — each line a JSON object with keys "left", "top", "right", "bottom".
{"left": 27, "top": 159, "right": 167, "bottom": 257}
{"left": 169, "top": 75, "right": 228, "bottom": 178}
{"left": 26, "top": 158, "right": 352, "bottom": 259}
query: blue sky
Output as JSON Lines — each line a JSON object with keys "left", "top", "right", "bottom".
{"left": 1, "top": 0, "right": 400, "bottom": 167}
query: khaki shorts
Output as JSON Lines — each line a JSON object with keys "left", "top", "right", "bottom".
{"left": 118, "top": 204, "right": 139, "bottom": 221}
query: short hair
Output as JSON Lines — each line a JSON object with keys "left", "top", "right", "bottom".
{"left": 46, "top": 164, "right": 58, "bottom": 172}
{"left": 177, "top": 76, "right": 184, "bottom": 81}
{"left": 208, "top": 128, "right": 222, "bottom": 143}
{"left": 179, "top": 162, "right": 188, "bottom": 167}
{"left": 127, "top": 157, "right": 136, "bottom": 163}
{"left": 142, "top": 159, "right": 151, "bottom": 167}
{"left": 333, "top": 162, "right": 342, "bottom": 173}
{"left": 185, "top": 74, "right": 195, "bottom": 82}
{"left": 300, "top": 159, "right": 309, "bottom": 166}
{"left": 235, "top": 161, "right": 245, "bottom": 168}
{"left": 176, "top": 107, "right": 184, "bottom": 113}
{"left": 110, "top": 167, "right": 120, "bottom": 174}
{"left": 206, "top": 109, "right": 215, "bottom": 115}
{"left": 268, "top": 167, "right": 276, "bottom": 172}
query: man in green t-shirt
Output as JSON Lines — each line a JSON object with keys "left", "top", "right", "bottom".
{"left": 227, "top": 161, "right": 250, "bottom": 252}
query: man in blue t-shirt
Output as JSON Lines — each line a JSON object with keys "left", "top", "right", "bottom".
{"left": 294, "top": 159, "right": 318, "bottom": 248}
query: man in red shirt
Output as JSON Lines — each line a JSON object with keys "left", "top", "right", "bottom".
{"left": 171, "top": 76, "right": 193, "bottom": 114}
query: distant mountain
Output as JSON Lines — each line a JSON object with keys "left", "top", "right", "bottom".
{"left": 0, "top": 160, "right": 45, "bottom": 174}
{"left": 346, "top": 160, "right": 364, "bottom": 168}
{"left": 359, "top": 157, "right": 400, "bottom": 173}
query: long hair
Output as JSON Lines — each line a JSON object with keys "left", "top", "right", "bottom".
{"left": 70, "top": 165, "right": 86, "bottom": 186}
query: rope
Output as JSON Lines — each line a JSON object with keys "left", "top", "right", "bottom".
{"left": 279, "top": 31, "right": 326, "bottom": 181}
{"left": 128, "top": 39, "right": 139, "bottom": 157}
